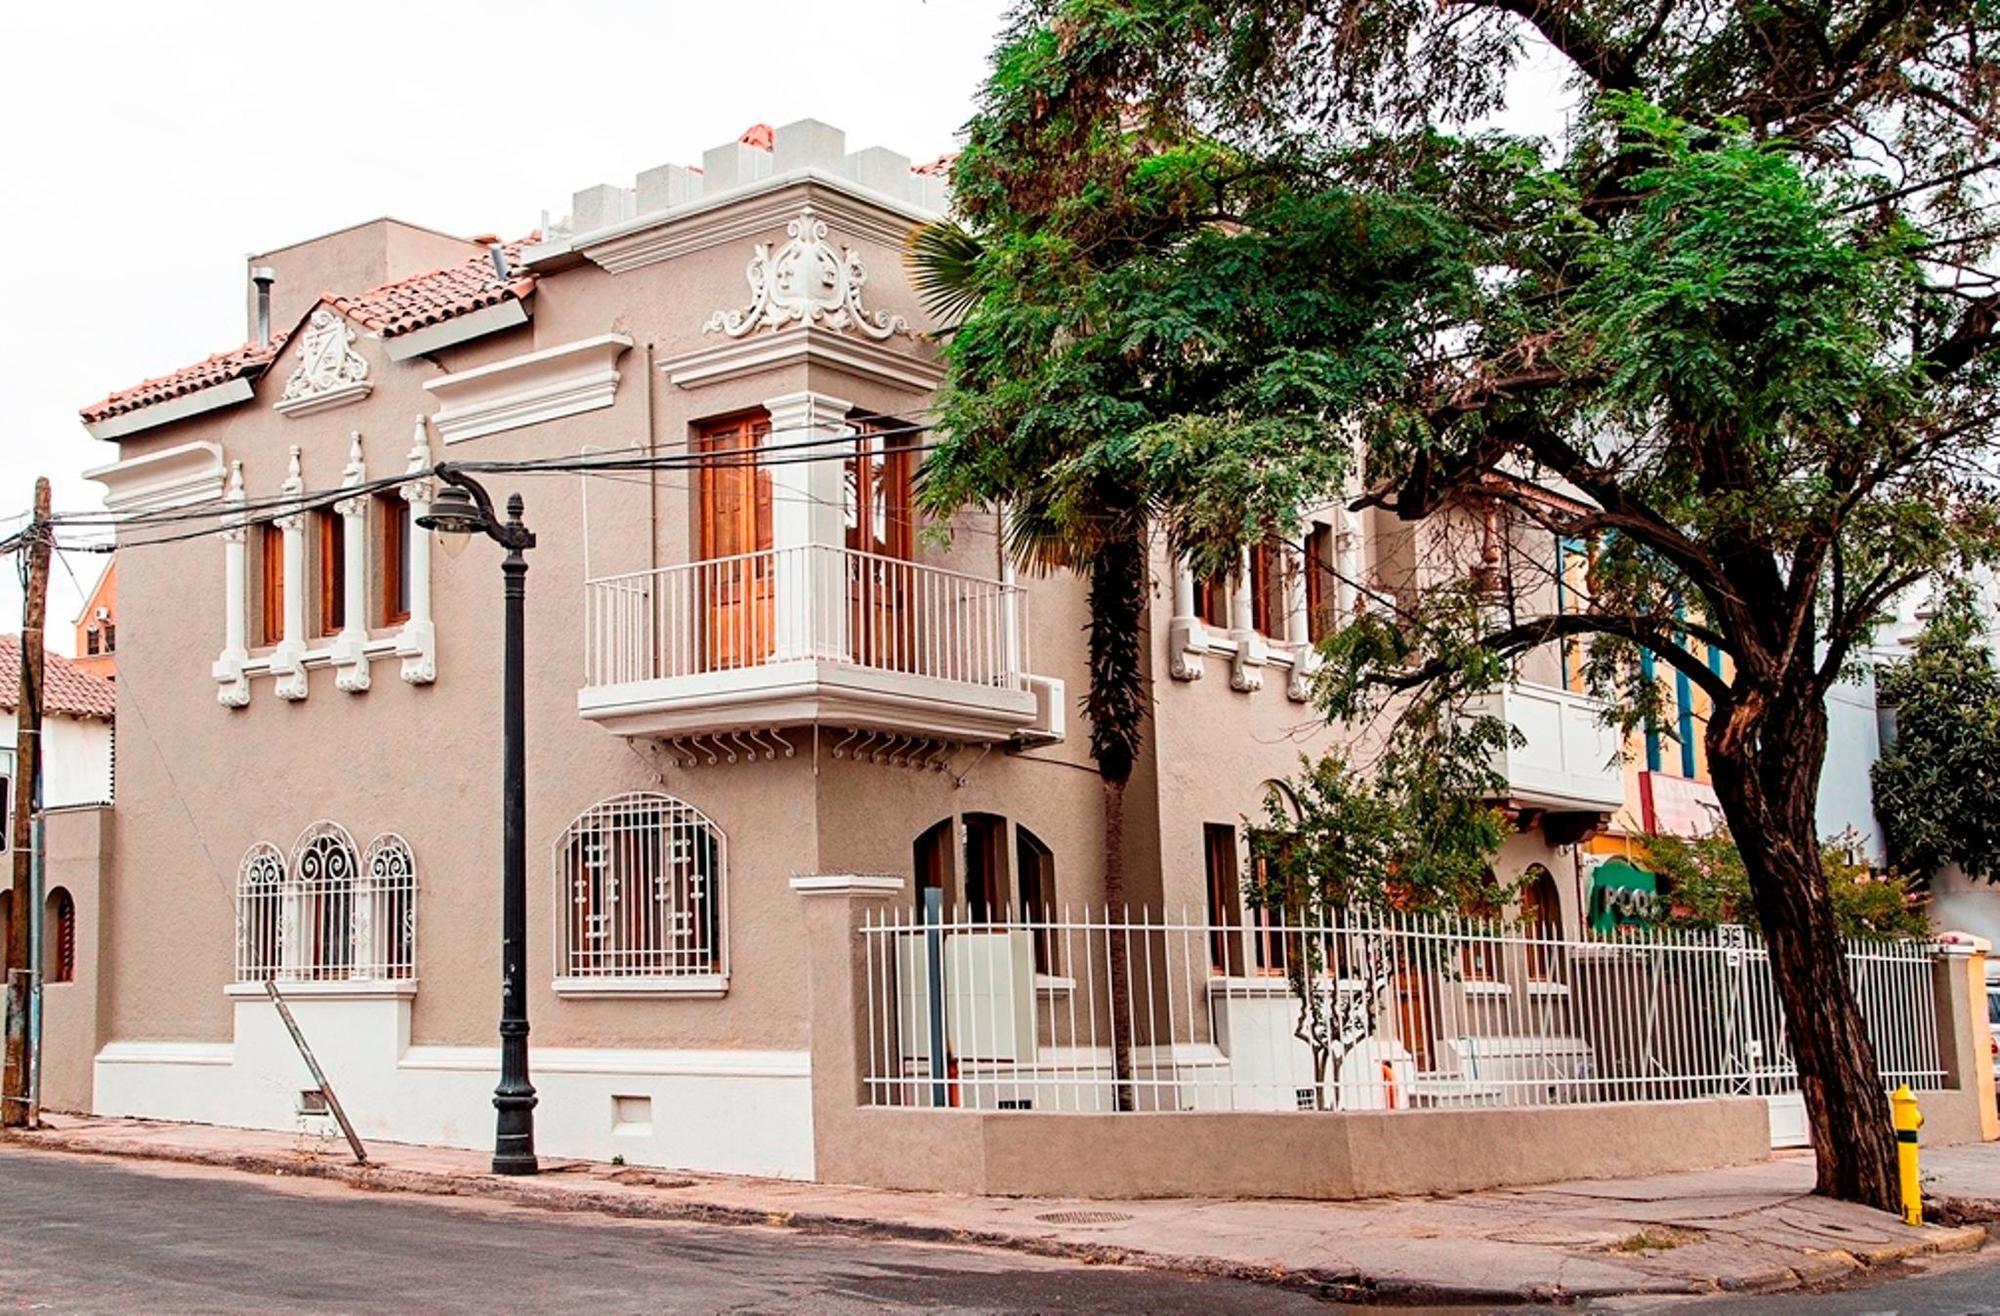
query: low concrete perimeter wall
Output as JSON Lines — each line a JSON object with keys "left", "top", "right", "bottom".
{"left": 815, "top": 1097, "right": 1771, "bottom": 1200}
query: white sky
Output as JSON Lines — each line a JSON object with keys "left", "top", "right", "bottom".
{"left": 0, "top": 1, "right": 1570, "bottom": 656}
{"left": 0, "top": 0, "right": 1013, "bottom": 651}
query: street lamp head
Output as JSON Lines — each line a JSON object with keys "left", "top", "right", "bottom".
{"left": 418, "top": 483, "right": 486, "bottom": 558}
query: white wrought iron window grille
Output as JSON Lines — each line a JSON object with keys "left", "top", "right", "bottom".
{"left": 556, "top": 792, "right": 728, "bottom": 989}
{"left": 234, "top": 825, "right": 417, "bottom": 983}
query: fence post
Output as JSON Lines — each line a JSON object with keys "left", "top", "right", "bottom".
{"left": 794, "top": 874, "right": 906, "bottom": 1175}
{"left": 1931, "top": 935, "right": 1997, "bottom": 1144}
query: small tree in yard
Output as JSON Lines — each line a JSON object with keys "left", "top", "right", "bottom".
{"left": 1245, "top": 723, "right": 1510, "bottom": 1106}
{"left": 1645, "top": 830, "right": 1932, "bottom": 940}
{"left": 1872, "top": 592, "right": 2000, "bottom": 886}
{"left": 926, "top": 1, "right": 2000, "bottom": 1208}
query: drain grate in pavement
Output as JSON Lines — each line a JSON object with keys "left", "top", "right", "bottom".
{"left": 1035, "top": 1209, "right": 1136, "bottom": 1226}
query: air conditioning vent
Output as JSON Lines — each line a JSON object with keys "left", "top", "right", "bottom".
{"left": 1014, "top": 674, "right": 1066, "bottom": 746}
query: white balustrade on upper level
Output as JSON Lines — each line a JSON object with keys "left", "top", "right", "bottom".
{"left": 579, "top": 544, "right": 1042, "bottom": 743}
{"left": 1474, "top": 680, "right": 1625, "bottom": 813}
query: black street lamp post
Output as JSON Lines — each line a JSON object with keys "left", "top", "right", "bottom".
{"left": 418, "top": 466, "right": 539, "bottom": 1176}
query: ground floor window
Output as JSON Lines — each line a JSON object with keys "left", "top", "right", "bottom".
{"left": 234, "top": 825, "right": 417, "bottom": 983}
{"left": 558, "top": 792, "right": 727, "bottom": 982}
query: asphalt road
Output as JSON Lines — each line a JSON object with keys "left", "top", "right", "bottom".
{"left": 0, "top": 1145, "right": 1337, "bottom": 1314}
{"left": 1633, "top": 1251, "right": 2000, "bottom": 1315}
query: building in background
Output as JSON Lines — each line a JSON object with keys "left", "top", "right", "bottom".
{"left": 72, "top": 558, "right": 117, "bottom": 681}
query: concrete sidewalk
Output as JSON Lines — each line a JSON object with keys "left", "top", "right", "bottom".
{"left": 6, "top": 1114, "right": 1993, "bottom": 1305}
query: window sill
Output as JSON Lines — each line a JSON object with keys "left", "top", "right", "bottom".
{"left": 1526, "top": 980, "right": 1572, "bottom": 999}
{"left": 1461, "top": 979, "right": 1513, "bottom": 999}
{"left": 225, "top": 979, "right": 417, "bottom": 1001}
{"left": 553, "top": 974, "right": 729, "bottom": 999}
{"left": 1034, "top": 974, "right": 1075, "bottom": 997}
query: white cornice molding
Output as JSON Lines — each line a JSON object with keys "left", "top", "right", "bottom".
{"left": 553, "top": 173, "right": 932, "bottom": 277}
{"left": 384, "top": 298, "right": 533, "bottom": 361}
{"left": 85, "top": 439, "right": 226, "bottom": 513}
{"left": 660, "top": 323, "right": 943, "bottom": 393}
{"left": 423, "top": 332, "right": 633, "bottom": 444}
{"left": 83, "top": 378, "right": 254, "bottom": 441}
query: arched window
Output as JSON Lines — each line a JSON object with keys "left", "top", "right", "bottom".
{"left": 1520, "top": 864, "right": 1563, "bottom": 980}
{"left": 363, "top": 834, "right": 418, "bottom": 980}
{"left": 43, "top": 887, "right": 75, "bottom": 984}
{"left": 235, "top": 842, "right": 287, "bottom": 982}
{"left": 557, "top": 792, "right": 726, "bottom": 984}
{"left": 1016, "top": 826, "right": 1056, "bottom": 972}
{"left": 292, "top": 822, "right": 361, "bottom": 980}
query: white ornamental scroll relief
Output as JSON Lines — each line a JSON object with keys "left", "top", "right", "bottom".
{"left": 277, "top": 309, "right": 372, "bottom": 414}
{"left": 704, "top": 207, "right": 911, "bottom": 341}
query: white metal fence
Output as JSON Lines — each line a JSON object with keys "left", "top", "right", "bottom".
{"left": 858, "top": 907, "right": 1945, "bottom": 1113}
{"left": 583, "top": 546, "right": 1027, "bottom": 691}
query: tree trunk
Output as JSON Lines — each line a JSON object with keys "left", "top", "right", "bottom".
{"left": 1707, "top": 686, "right": 1900, "bottom": 1210}
{"left": 1102, "top": 775, "right": 1136, "bottom": 1111}
{"left": 1085, "top": 535, "right": 1147, "bottom": 1113}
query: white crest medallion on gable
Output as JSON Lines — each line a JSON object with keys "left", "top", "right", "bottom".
{"left": 275, "top": 309, "right": 374, "bottom": 417}
{"left": 705, "top": 207, "right": 911, "bottom": 342}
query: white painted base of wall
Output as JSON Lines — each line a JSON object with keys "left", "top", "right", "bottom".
{"left": 94, "top": 997, "right": 814, "bottom": 1179}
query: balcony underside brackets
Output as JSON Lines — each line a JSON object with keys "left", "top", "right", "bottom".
{"left": 653, "top": 728, "right": 800, "bottom": 768}
{"left": 829, "top": 728, "right": 955, "bottom": 772}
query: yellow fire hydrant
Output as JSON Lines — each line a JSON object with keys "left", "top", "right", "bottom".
{"left": 1892, "top": 1083, "right": 1924, "bottom": 1227}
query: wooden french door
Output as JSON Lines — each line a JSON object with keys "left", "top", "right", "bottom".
{"left": 846, "top": 420, "right": 918, "bottom": 669}
{"left": 698, "top": 415, "right": 774, "bottom": 669}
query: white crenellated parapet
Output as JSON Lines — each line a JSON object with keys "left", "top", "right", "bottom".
{"left": 331, "top": 433, "right": 372, "bottom": 693}
{"left": 1168, "top": 560, "right": 1206, "bottom": 681}
{"left": 396, "top": 419, "right": 438, "bottom": 685}
{"left": 271, "top": 446, "right": 310, "bottom": 701}
{"left": 212, "top": 461, "right": 251, "bottom": 708}
{"left": 1228, "top": 546, "right": 1264, "bottom": 692}
{"left": 763, "top": 391, "right": 853, "bottom": 661}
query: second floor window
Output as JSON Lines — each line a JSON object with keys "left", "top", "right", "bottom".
{"left": 1304, "top": 524, "right": 1336, "bottom": 642}
{"left": 697, "top": 414, "right": 774, "bottom": 671}
{"left": 317, "top": 510, "right": 345, "bottom": 636}
{"left": 259, "top": 524, "right": 285, "bottom": 646}
{"left": 380, "top": 493, "right": 411, "bottom": 626}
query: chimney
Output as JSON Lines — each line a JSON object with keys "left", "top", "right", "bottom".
{"left": 487, "top": 243, "right": 510, "bottom": 282}
{"left": 251, "top": 266, "right": 276, "bottom": 348}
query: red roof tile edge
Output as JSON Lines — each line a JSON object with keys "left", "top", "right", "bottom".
{"left": 0, "top": 635, "right": 117, "bottom": 720}
{"left": 81, "top": 239, "right": 536, "bottom": 426}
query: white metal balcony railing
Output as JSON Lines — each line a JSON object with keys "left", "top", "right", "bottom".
{"left": 585, "top": 545, "right": 1029, "bottom": 694}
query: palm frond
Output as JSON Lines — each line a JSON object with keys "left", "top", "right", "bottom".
{"left": 905, "top": 220, "right": 986, "bottom": 328}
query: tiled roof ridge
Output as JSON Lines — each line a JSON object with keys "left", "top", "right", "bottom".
{"left": 81, "top": 233, "right": 536, "bottom": 426}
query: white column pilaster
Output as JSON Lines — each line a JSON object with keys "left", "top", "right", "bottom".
{"left": 1167, "top": 559, "right": 1205, "bottom": 681}
{"left": 763, "top": 390, "right": 852, "bottom": 661}
{"left": 212, "top": 460, "right": 251, "bottom": 707}
{"left": 1228, "top": 546, "right": 1263, "bottom": 691}
{"left": 396, "top": 419, "right": 437, "bottom": 684}
{"left": 332, "top": 432, "right": 372, "bottom": 692}
{"left": 271, "top": 445, "right": 309, "bottom": 701}
{"left": 1336, "top": 506, "right": 1361, "bottom": 621}
{"left": 1285, "top": 527, "right": 1313, "bottom": 702}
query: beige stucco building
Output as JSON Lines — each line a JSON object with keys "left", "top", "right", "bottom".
{"left": 52, "top": 118, "right": 1804, "bottom": 1183}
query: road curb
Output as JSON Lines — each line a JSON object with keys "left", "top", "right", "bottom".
{"left": 4, "top": 1127, "right": 1983, "bottom": 1307}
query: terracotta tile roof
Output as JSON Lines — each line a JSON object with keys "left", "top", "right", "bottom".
{"left": 739, "top": 123, "right": 774, "bottom": 150}
{"left": 912, "top": 152, "right": 957, "bottom": 176}
{"left": 80, "top": 337, "right": 285, "bottom": 424}
{"left": 80, "top": 238, "right": 536, "bottom": 427}
{"left": 0, "top": 635, "right": 116, "bottom": 720}
{"left": 327, "top": 241, "right": 536, "bottom": 339}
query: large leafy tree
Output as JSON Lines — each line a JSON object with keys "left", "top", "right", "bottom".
{"left": 1873, "top": 592, "right": 2000, "bottom": 883}
{"left": 928, "top": 0, "right": 2000, "bottom": 1207}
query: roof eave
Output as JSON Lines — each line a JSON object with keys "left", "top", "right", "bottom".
{"left": 83, "top": 376, "right": 257, "bottom": 441}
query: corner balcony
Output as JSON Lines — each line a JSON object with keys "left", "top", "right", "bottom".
{"left": 579, "top": 545, "right": 1041, "bottom": 744}
{"left": 1474, "top": 680, "right": 1624, "bottom": 813}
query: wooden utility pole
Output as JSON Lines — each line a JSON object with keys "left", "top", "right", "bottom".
{"left": 3, "top": 478, "right": 50, "bottom": 1128}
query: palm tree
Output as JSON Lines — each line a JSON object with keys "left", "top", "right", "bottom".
{"left": 910, "top": 221, "right": 1144, "bottom": 1111}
